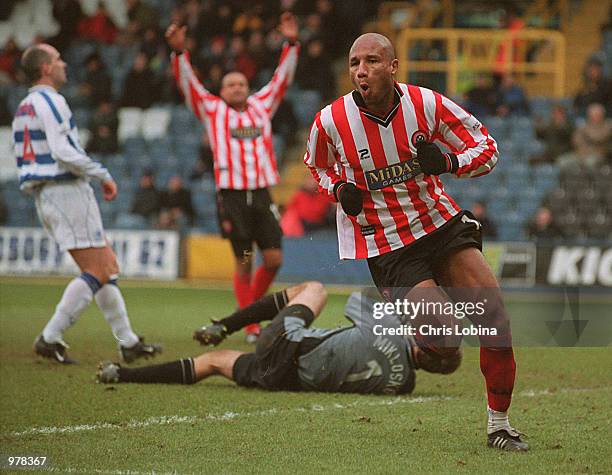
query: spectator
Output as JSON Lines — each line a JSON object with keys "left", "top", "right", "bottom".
{"left": 127, "top": 0, "right": 159, "bottom": 36}
{"left": 131, "top": 170, "right": 162, "bottom": 221}
{"left": 574, "top": 58, "right": 612, "bottom": 117}
{"left": 191, "top": 133, "right": 214, "bottom": 181}
{"left": 202, "top": 36, "right": 227, "bottom": 65}
{"left": 0, "top": 95, "right": 11, "bottom": 125}
{"left": 314, "top": 0, "right": 338, "bottom": 54}
{"left": 271, "top": 99, "right": 298, "bottom": 150}
{"left": 526, "top": 207, "right": 564, "bottom": 240}
{"left": 233, "top": 5, "right": 265, "bottom": 36}
{"left": 494, "top": 6, "right": 526, "bottom": 83}
{"left": 227, "top": 36, "right": 257, "bottom": 82}
{"left": 155, "top": 209, "right": 179, "bottom": 230}
{"left": 182, "top": 0, "right": 201, "bottom": 32}
{"left": 299, "top": 13, "right": 323, "bottom": 44}
{"left": 78, "top": 2, "right": 118, "bottom": 44}
{"left": 0, "top": 38, "right": 20, "bottom": 84}
{"left": 160, "top": 63, "right": 183, "bottom": 104}
{"left": 496, "top": 74, "right": 530, "bottom": 117}
{"left": 87, "top": 101, "right": 119, "bottom": 155}
{"left": 280, "top": 176, "right": 333, "bottom": 237}
{"left": 79, "top": 52, "right": 112, "bottom": 108}
{"left": 471, "top": 201, "right": 497, "bottom": 239}
{"left": 121, "top": 52, "right": 158, "bottom": 109}
{"left": 464, "top": 75, "right": 498, "bottom": 117}
{"left": 49, "top": 0, "right": 84, "bottom": 52}
{"left": 197, "top": 3, "right": 233, "bottom": 41}
{"left": 248, "top": 30, "right": 271, "bottom": 74}
{"left": 295, "top": 39, "right": 335, "bottom": 101}
{"left": 561, "top": 103, "right": 612, "bottom": 170}
{"left": 160, "top": 175, "right": 195, "bottom": 225}
{"left": 530, "top": 105, "right": 574, "bottom": 165}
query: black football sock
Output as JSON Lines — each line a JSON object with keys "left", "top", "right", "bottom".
{"left": 118, "top": 358, "right": 196, "bottom": 384}
{"left": 218, "top": 289, "right": 289, "bottom": 334}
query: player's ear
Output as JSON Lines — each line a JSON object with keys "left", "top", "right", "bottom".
{"left": 390, "top": 58, "right": 398, "bottom": 75}
{"left": 40, "top": 60, "right": 51, "bottom": 77}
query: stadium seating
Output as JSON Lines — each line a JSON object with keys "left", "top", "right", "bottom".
{"left": 0, "top": 21, "right": 609, "bottom": 242}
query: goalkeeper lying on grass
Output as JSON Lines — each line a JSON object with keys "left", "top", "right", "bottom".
{"left": 97, "top": 281, "right": 462, "bottom": 395}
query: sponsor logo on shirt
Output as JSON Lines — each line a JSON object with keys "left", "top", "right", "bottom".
{"left": 16, "top": 104, "right": 37, "bottom": 118}
{"left": 230, "top": 126, "right": 262, "bottom": 139}
{"left": 365, "top": 159, "right": 421, "bottom": 190}
{"left": 361, "top": 224, "right": 376, "bottom": 236}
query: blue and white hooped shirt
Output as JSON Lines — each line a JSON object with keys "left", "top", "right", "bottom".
{"left": 12, "top": 85, "right": 112, "bottom": 192}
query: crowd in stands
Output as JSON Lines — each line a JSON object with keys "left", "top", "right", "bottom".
{"left": 0, "top": 1, "right": 610, "bottom": 242}
{"left": 457, "top": 25, "right": 612, "bottom": 241}
{"left": 131, "top": 169, "right": 194, "bottom": 229}
{"left": 0, "top": 0, "right": 383, "bottom": 230}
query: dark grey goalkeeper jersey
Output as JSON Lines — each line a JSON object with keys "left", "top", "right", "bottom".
{"left": 296, "top": 292, "right": 415, "bottom": 395}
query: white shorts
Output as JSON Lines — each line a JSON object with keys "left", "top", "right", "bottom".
{"left": 34, "top": 179, "right": 107, "bottom": 252}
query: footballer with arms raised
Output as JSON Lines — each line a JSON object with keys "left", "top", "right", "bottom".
{"left": 165, "top": 13, "right": 300, "bottom": 343}
{"left": 97, "top": 282, "right": 461, "bottom": 395}
{"left": 303, "top": 33, "right": 527, "bottom": 451}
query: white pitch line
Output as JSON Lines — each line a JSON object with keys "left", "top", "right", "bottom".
{"left": 6, "top": 395, "right": 452, "bottom": 438}
{"left": 6, "top": 386, "right": 610, "bottom": 439}
{"left": 518, "top": 386, "right": 611, "bottom": 398}
{"left": 45, "top": 468, "right": 180, "bottom": 475}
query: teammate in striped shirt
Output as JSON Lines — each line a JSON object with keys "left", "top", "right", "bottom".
{"left": 12, "top": 44, "right": 161, "bottom": 364}
{"left": 304, "top": 33, "right": 527, "bottom": 451}
{"left": 166, "top": 13, "right": 300, "bottom": 342}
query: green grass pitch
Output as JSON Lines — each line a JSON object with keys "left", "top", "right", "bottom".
{"left": 1, "top": 277, "right": 610, "bottom": 474}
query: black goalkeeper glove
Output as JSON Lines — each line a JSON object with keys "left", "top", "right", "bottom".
{"left": 415, "top": 142, "right": 458, "bottom": 175}
{"left": 333, "top": 181, "right": 363, "bottom": 216}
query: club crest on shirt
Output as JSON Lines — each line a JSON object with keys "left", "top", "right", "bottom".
{"left": 410, "top": 130, "right": 428, "bottom": 147}
{"left": 15, "top": 104, "right": 37, "bottom": 118}
{"left": 365, "top": 159, "right": 421, "bottom": 190}
{"left": 230, "top": 126, "right": 262, "bottom": 139}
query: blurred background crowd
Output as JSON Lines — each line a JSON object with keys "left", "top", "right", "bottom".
{"left": 0, "top": 0, "right": 610, "bottom": 243}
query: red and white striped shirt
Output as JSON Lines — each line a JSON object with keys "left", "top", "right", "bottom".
{"left": 304, "top": 83, "right": 499, "bottom": 260}
{"left": 172, "top": 43, "right": 299, "bottom": 190}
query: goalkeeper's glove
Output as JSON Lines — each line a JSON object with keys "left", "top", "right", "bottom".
{"left": 333, "top": 181, "right": 363, "bottom": 216}
{"left": 416, "top": 142, "right": 458, "bottom": 175}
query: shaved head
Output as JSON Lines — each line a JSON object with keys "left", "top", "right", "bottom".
{"left": 21, "top": 43, "right": 66, "bottom": 88}
{"left": 21, "top": 44, "right": 54, "bottom": 83}
{"left": 350, "top": 33, "right": 396, "bottom": 62}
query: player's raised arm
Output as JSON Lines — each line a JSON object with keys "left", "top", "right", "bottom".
{"left": 34, "top": 93, "right": 113, "bottom": 186}
{"left": 166, "top": 23, "right": 220, "bottom": 120}
{"left": 432, "top": 92, "right": 500, "bottom": 178}
{"left": 251, "top": 12, "right": 300, "bottom": 116}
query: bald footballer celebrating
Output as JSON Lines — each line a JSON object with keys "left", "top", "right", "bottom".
{"left": 304, "top": 33, "right": 527, "bottom": 451}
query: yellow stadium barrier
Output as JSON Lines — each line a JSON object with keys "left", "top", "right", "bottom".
{"left": 396, "top": 28, "right": 566, "bottom": 98}
{"left": 185, "top": 234, "right": 234, "bottom": 280}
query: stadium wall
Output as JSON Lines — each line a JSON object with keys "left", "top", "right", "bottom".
{"left": 2, "top": 228, "right": 610, "bottom": 287}
{"left": 181, "top": 234, "right": 612, "bottom": 288}
{"left": 0, "top": 227, "right": 179, "bottom": 279}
